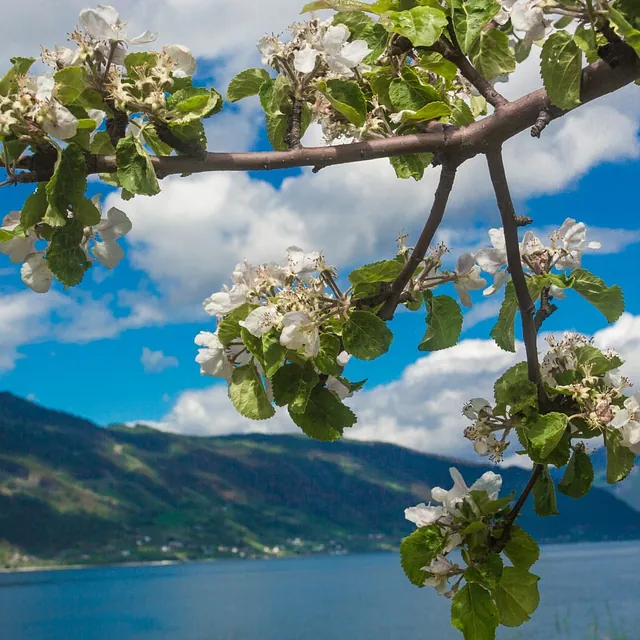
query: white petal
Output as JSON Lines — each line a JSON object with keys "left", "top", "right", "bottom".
{"left": 337, "top": 350, "right": 351, "bottom": 367}
{"left": 91, "top": 239, "right": 124, "bottom": 269}
{"left": 96, "top": 207, "right": 132, "bottom": 241}
{"left": 293, "top": 46, "right": 319, "bottom": 74}
{"left": 20, "top": 252, "right": 53, "bottom": 293}
{"left": 87, "top": 109, "right": 106, "bottom": 129}
{"left": 322, "top": 24, "right": 350, "bottom": 55}
{"left": 35, "top": 75, "right": 55, "bottom": 101}
{"left": 470, "top": 471, "right": 502, "bottom": 500}
{"left": 327, "top": 376, "right": 351, "bottom": 400}
{"left": 475, "top": 247, "right": 507, "bottom": 275}
{"left": 79, "top": 5, "right": 119, "bottom": 40}
{"left": 338, "top": 40, "right": 371, "bottom": 67}
{"left": 128, "top": 30, "right": 158, "bottom": 45}
{"left": 163, "top": 45, "right": 197, "bottom": 78}
{"left": 549, "top": 284, "right": 566, "bottom": 300}
{"left": 455, "top": 252, "right": 476, "bottom": 275}
{"left": 42, "top": 102, "right": 78, "bottom": 140}
{"left": 0, "top": 234, "right": 37, "bottom": 264}
{"left": 405, "top": 504, "right": 445, "bottom": 527}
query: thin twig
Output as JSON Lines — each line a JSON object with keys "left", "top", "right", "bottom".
{"left": 285, "top": 97, "right": 304, "bottom": 149}
{"left": 377, "top": 162, "right": 458, "bottom": 320}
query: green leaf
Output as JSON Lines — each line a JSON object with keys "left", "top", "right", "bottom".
{"left": 574, "top": 345, "right": 624, "bottom": 376}
{"left": 465, "top": 554, "right": 503, "bottom": 591}
{"left": 314, "top": 333, "right": 343, "bottom": 376}
{"left": 451, "top": 583, "right": 499, "bottom": 640}
{"left": 389, "top": 153, "right": 433, "bottom": 180}
{"left": 124, "top": 52, "right": 159, "bottom": 78}
{"left": 343, "top": 310, "right": 393, "bottom": 360}
{"left": 608, "top": 6, "right": 640, "bottom": 56}
{"left": 606, "top": 430, "right": 636, "bottom": 485}
{"left": 419, "top": 294, "right": 463, "bottom": 352}
{"left": 333, "top": 12, "right": 389, "bottom": 58}
{"left": 469, "top": 29, "right": 515, "bottom": 80}
{"left": 494, "top": 362, "right": 537, "bottom": 417}
{"left": 289, "top": 387, "right": 356, "bottom": 441}
{"left": 228, "top": 364, "right": 275, "bottom": 421}
{"left": 262, "top": 330, "right": 286, "bottom": 378}
{"left": 558, "top": 448, "right": 594, "bottom": 499}
{"left": 217, "top": 303, "right": 258, "bottom": 347}
{"left": 316, "top": 79, "right": 367, "bottom": 127}
{"left": 494, "top": 567, "right": 540, "bottom": 627}
{"left": 289, "top": 361, "right": 320, "bottom": 414}
{"left": 532, "top": 466, "right": 558, "bottom": 517}
{"left": 390, "top": 67, "right": 441, "bottom": 112}
{"left": 569, "top": 269, "right": 624, "bottom": 323}
{"left": 0, "top": 57, "right": 35, "bottom": 96}
{"left": 168, "top": 120, "right": 207, "bottom": 154}
{"left": 45, "top": 144, "right": 87, "bottom": 227}
{"left": 573, "top": 24, "right": 599, "bottom": 54}
{"left": 527, "top": 412, "right": 569, "bottom": 460}
{"left": 46, "top": 219, "right": 91, "bottom": 286}
{"left": 90, "top": 131, "right": 117, "bottom": 155}
{"left": 143, "top": 126, "right": 174, "bottom": 156}
{"left": 20, "top": 184, "right": 48, "bottom": 229}
{"left": 540, "top": 31, "right": 582, "bottom": 110}
{"left": 272, "top": 363, "right": 303, "bottom": 407}
{"left": 348, "top": 259, "right": 403, "bottom": 285}
{"left": 227, "top": 68, "right": 271, "bottom": 102}
{"left": 503, "top": 526, "right": 539, "bottom": 570}
{"left": 259, "top": 75, "right": 291, "bottom": 117}
{"left": 393, "top": 101, "right": 452, "bottom": 125}
{"left": 73, "top": 197, "right": 102, "bottom": 227}
{"left": 53, "top": 66, "right": 108, "bottom": 111}
{"left": 400, "top": 525, "right": 446, "bottom": 587}
{"left": 418, "top": 52, "right": 459, "bottom": 82}
{"left": 240, "top": 327, "right": 264, "bottom": 363}
{"left": 116, "top": 136, "right": 160, "bottom": 196}
{"left": 452, "top": 0, "right": 500, "bottom": 54}
{"left": 301, "top": 0, "right": 375, "bottom": 12}
{"left": 167, "top": 87, "right": 223, "bottom": 124}
{"left": 381, "top": 6, "right": 448, "bottom": 47}
{"left": 450, "top": 99, "right": 475, "bottom": 126}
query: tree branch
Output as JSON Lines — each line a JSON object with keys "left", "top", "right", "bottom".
{"left": 377, "top": 162, "right": 458, "bottom": 321}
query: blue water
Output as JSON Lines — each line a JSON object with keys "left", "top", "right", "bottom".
{"left": 0, "top": 542, "right": 638, "bottom": 640}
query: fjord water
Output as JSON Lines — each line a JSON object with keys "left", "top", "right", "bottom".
{"left": 0, "top": 541, "right": 638, "bottom": 640}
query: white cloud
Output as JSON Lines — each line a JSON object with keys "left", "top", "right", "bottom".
{"left": 141, "top": 347, "right": 179, "bottom": 373}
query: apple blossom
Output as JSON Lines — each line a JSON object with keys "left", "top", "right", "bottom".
{"left": 405, "top": 503, "right": 448, "bottom": 528}
{"left": 79, "top": 5, "right": 157, "bottom": 45}
{"left": 610, "top": 392, "right": 640, "bottom": 455}
{"left": 0, "top": 213, "right": 37, "bottom": 264}
{"left": 454, "top": 253, "right": 487, "bottom": 308}
{"left": 239, "top": 305, "right": 284, "bottom": 337}
{"left": 20, "top": 252, "right": 53, "bottom": 294}
{"left": 195, "top": 331, "right": 234, "bottom": 381}
{"left": 280, "top": 311, "right": 320, "bottom": 358}
{"left": 551, "top": 218, "right": 601, "bottom": 271}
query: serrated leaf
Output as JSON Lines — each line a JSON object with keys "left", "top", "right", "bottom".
{"left": 262, "top": 330, "right": 286, "bottom": 378}
{"left": 527, "top": 412, "right": 569, "bottom": 460}
{"left": 394, "top": 101, "right": 452, "bottom": 125}
{"left": 451, "top": 583, "right": 499, "bottom": 640}
{"left": 45, "top": 144, "right": 87, "bottom": 227}
{"left": 73, "top": 197, "right": 101, "bottom": 227}
{"left": 558, "top": 448, "right": 594, "bottom": 499}
{"left": 316, "top": 79, "right": 367, "bottom": 127}
{"left": 53, "top": 66, "right": 108, "bottom": 111}
{"left": 532, "top": 466, "right": 558, "bottom": 517}
{"left": 349, "top": 260, "right": 403, "bottom": 285}
{"left": 0, "top": 57, "right": 35, "bottom": 96}
{"left": 116, "top": 136, "right": 160, "bottom": 196}
{"left": 343, "top": 310, "right": 393, "bottom": 360}
{"left": 540, "top": 31, "right": 582, "bottom": 110}
{"left": 381, "top": 6, "right": 448, "bottom": 47}
{"left": 465, "top": 553, "right": 503, "bottom": 591}
{"left": 227, "top": 68, "right": 271, "bottom": 102}
{"left": 418, "top": 52, "right": 459, "bottom": 82}
{"left": 574, "top": 345, "right": 624, "bottom": 376}
{"left": 390, "top": 67, "right": 441, "bottom": 112}
{"left": 469, "top": 29, "right": 515, "bottom": 80}
{"left": 289, "top": 361, "right": 320, "bottom": 414}
{"left": 389, "top": 153, "right": 433, "bottom": 180}
{"left": 240, "top": 327, "right": 264, "bottom": 363}
{"left": 450, "top": 99, "right": 475, "bottom": 126}
{"left": 289, "top": 387, "right": 356, "bottom": 441}
{"left": 314, "top": 333, "right": 343, "bottom": 376}
{"left": 494, "top": 567, "right": 540, "bottom": 627}
{"left": 46, "top": 219, "right": 91, "bottom": 286}
{"left": 167, "top": 87, "right": 223, "bottom": 124}
{"left": 494, "top": 362, "right": 537, "bottom": 417}
{"left": 301, "top": 0, "right": 374, "bottom": 12}
{"left": 124, "top": 52, "right": 159, "bottom": 78}
{"left": 569, "top": 269, "right": 624, "bottom": 323}
{"left": 143, "top": 126, "right": 174, "bottom": 156}
{"left": 20, "top": 184, "right": 48, "bottom": 229}
{"left": 504, "top": 526, "right": 539, "bottom": 570}
{"left": 228, "top": 363, "right": 275, "bottom": 421}
{"left": 608, "top": 6, "right": 640, "bottom": 56}
{"left": 217, "top": 303, "right": 258, "bottom": 347}
{"left": 90, "top": 131, "right": 116, "bottom": 155}
{"left": 452, "top": 0, "right": 500, "bottom": 54}
{"left": 606, "top": 430, "right": 636, "bottom": 485}
{"left": 400, "top": 525, "right": 446, "bottom": 587}
{"left": 419, "top": 294, "right": 463, "bottom": 352}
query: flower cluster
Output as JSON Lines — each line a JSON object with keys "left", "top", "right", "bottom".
{"left": 0, "top": 202, "right": 131, "bottom": 293}
{"left": 405, "top": 467, "right": 503, "bottom": 596}
{"left": 462, "top": 398, "right": 510, "bottom": 461}
{"left": 496, "top": 0, "right": 552, "bottom": 43}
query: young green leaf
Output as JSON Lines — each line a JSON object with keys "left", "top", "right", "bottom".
{"left": 167, "top": 87, "right": 223, "bottom": 124}
{"left": 540, "top": 31, "right": 582, "bottom": 110}
{"left": 73, "top": 197, "right": 102, "bottom": 227}
{"left": 90, "top": 131, "right": 117, "bottom": 155}
{"left": 240, "top": 327, "right": 264, "bottom": 363}
{"left": 493, "top": 362, "right": 537, "bottom": 417}
{"left": 606, "top": 430, "right": 636, "bottom": 485}
{"left": 400, "top": 525, "right": 446, "bottom": 587}
{"left": 451, "top": 0, "right": 500, "bottom": 54}
{"left": 228, "top": 364, "right": 275, "bottom": 421}
{"left": 45, "top": 144, "right": 88, "bottom": 227}
{"left": 494, "top": 567, "right": 540, "bottom": 627}
{"left": 289, "top": 387, "right": 356, "bottom": 441}
{"left": 558, "top": 448, "right": 594, "bottom": 499}
{"left": 288, "top": 361, "right": 321, "bottom": 415}
{"left": 227, "top": 68, "right": 271, "bottom": 102}
{"left": 393, "top": 101, "right": 452, "bottom": 125}
{"left": 0, "top": 57, "right": 35, "bottom": 96}
{"left": 53, "top": 66, "right": 108, "bottom": 111}
{"left": 314, "top": 333, "right": 343, "bottom": 376}
{"left": 469, "top": 30, "right": 515, "bottom": 80}
{"left": 217, "top": 303, "right": 258, "bottom": 347}
{"left": 262, "top": 330, "right": 286, "bottom": 379}
{"left": 343, "top": 310, "right": 393, "bottom": 360}
{"left": 381, "top": 6, "right": 448, "bottom": 47}
{"left": 316, "top": 79, "right": 367, "bottom": 127}
{"left": 532, "top": 466, "right": 559, "bottom": 517}
{"left": 46, "top": 219, "right": 91, "bottom": 286}
{"left": 450, "top": 99, "right": 475, "bottom": 126}
{"left": 503, "top": 526, "right": 540, "bottom": 570}
{"left": 389, "top": 153, "right": 433, "bottom": 180}
{"left": 116, "top": 136, "right": 161, "bottom": 197}
{"left": 451, "top": 583, "right": 499, "bottom": 640}
{"left": 608, "top": 6, "right": 640, "bottom": 56}
{"left": 419, "top": 294, "right": 463, "bottom": 352}
{"left": 527, "top": 412, "right": 569, "bottom": 460}
{"left": 348, "top": 260, "right": 403, "bottom": 285}
{"left": 20, "top": 184, "right": 48, "bottom": 229}
{"left": 569, "top": 269, "right": 625, "bottom": 324}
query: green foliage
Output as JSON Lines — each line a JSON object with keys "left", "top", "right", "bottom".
{"left": 45, "top": 144, "right": 87, "bottom": 227}
{"left": 608, "top": 6, "right": 640, "bottom": 56}
{"left": 532, "top": 466, "right": 559, "bottom": 517}
{"left": 527, "top": 412, "right": 569, "bottom": 461}
{"left": 0, "top": 57, "right": 35, "bottom": 96}
{"left": 262, "top": 330, "right": 287, "bottom": 378}
{"left": 559, "top": 448, "right": 594, "bottom": 499}
{"left": 451, "top": 583, "right": 499, "bottom": 640}
{"left": 574, "top": 345, "right": 624, "bottom": 376}
{"left": 289, "top": 387, "right": 357, "bottom": 441}
{"left": 503, "top": 526, "right": 539, "bottom": 570}
{"left": 389, "top": 153, "right": 434, "bottom": 180}
{"left": 419, "top": 294, "right": 463, "bottom": 352}
{"left": 20, "top": 184, "right": 48, "bottom": 229}
{"left": 217, "top": 304, "right": 257, "bottom": 346}
{"left": 469, "top": 30, "right": 515, "bottom": 81}
{"left": 116, "top": 136, "right": 161, "bottom": 196}
{"left": 288, "top": 361, "right": 320, "bottom": 414}
{"left": 228, "top": 364, "right": 275, "bottom": 420}
{"left": 450, "top": 99, "right": 475, "bottom": 126}
{"left": 73, "top": 197, "right": 102, "bottom": 227}
{"left": 606, "top": 431, "right": 636, "bottom": 485}
{"left": 90, "top": 131, "right": 117, "bottom": 155}
{"left": 316, "top": 79, "right": 368, "bottom": 127}
{"left": 493, "top": 362, "right": 537, "bottom": 417}
{"left": 381, "top": 6, "right": 448, "bottom": 46}
{"left": 343, "top": 310, "right": 393, "bottom": 360}
{"left": 400, "top": 525, "right": 446, "bottom": 586}
{"left": 569, "top": 269, "right": 625, "bottom": 324}
{"left": 167, "top": 87, "right": 223, "bottom": 124}
{"left": 314, "top": 333, "right": 343, "bottom": 376}
{"left": 494, "top": 567, "right": 540, "bottom": 627}
{"left": 46, "top": 219, "right": 91, "bottom": 286}
{"left": 540, "top": 31, "right": 582, "bottom": 110}
{"left": 349, "top": 259, "right": 403, "bottom": 285}
{"left": 451, "top": 0, "right": 500, "bottom": 54}
{"left": 393, "top": 101, "right": 452, "bottom": 125}
{"left": 333, "top": 11, "right": 388, "bottom": 59}
{"left": 227, "top": 68, "right": 272, "bottom": 102}
{"left": 53, "top": 66, "right": 108, "bottom": 111}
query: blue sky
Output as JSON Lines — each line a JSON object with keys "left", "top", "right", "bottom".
{"left": 1, "top": 1, "right": 640, "bottom": 460}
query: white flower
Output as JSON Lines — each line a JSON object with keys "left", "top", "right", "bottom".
{"left": 280, "top": 311, "right": 320, "bottom": 357}
{"left": 476, "top": 228, "right": 510, "bottom": 296}
{"left": 321, "top": 24, "right": 371, "bottom": 77}
{"left": 423, "top": 555, "right": 458, "bottom": 595}
{"left": 79, "top": 5, "right": 157, "bottom": 44}
{"left": 293, "top": 46, "right": 319, "bottom": 74}
{"left": 463, "top": 398, "right": 492, "bottom": 420}
{"left": 286, "top": 246, "right": 321, "bottom": 275}
{"left": 20, "top": 252, "right": 53, "bottom": 293}
{"left": 474, "top": 433, "right": 500, "bottom": 457}
{"left": 43, "top": 101, "right": 79, "bottom": 140}
{"left": 604, "top": 369, "right": 624, "bottom": 390}
{"left": 454, "top": 253, "right": 487, "bottom": 308}
{"left": 163, "top": 45, "right": 197, "bottom": 78}
{"left": 520, "top": 230, "right": 545, "bottom": 257}
{"left": 404, "top": 503, "right": 448, "bottom": 528}
{"left": 239, "top": 305, "right": 283, "bottom": 337}
{"left": 510, "top": 0, "right": 552, "bottom": 41}
{"left": 257, "top": 36, "right": 283, "bottom": 66}
{"left": 91, "top": 206, "right": 132, "bottom": 269}
{"left": 610, "top": 392, "right": 640, "bottom": 455}
{"left": 337, "top": 351, "right": 351, "bottom": 367}
{"left": 0, "top": 212, "right": 37, "bottom": 264}
{"left": 91, "top": 240, "right": 124, "bottom": 269}
{"left": 552, "top": 218, "right": 601, "bottom": 272}
{"left": 195, "top": 331, "right": 233, "bottom": 380}
{"left": 203, "top": 284, "right": 250, "bottom": 317}
{"left": 431, "top": 468, "right": 502, "bottom": 515}
{"left": 327, "top": 376, "right": 352, "bottom": 400}
{"left": 35, "top": 75, "right": 55, "bottom": 101}
{"left": 549, "top": 284, "right": 566, "bottom": 300}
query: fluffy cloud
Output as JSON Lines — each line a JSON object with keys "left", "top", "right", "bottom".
{"left": 141, "top": 347, "right": 179, "bottom": 373}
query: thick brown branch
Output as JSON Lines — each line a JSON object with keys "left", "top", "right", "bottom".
{"left": 377, "top": 163, "right": 458, "bottom": 321}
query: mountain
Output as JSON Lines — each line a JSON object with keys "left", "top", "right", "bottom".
{"left": 0, "top": 392, "right": 639, "bottom": 570}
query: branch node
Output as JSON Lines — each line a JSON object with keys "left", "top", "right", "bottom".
{"left": 515, "top": 215, "right": 534, "bottom": 227}
{"left": 531, "top": 109, "right": 552, "bottom": 138}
